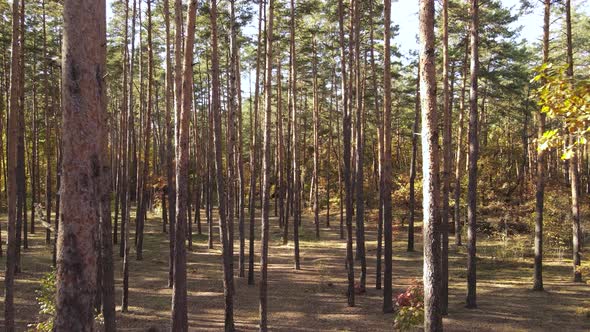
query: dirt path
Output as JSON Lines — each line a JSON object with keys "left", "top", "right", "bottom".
{"left": 0, "top": 210, "right": 589, "bottom": 331}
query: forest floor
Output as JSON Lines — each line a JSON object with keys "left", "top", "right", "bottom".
{"left": 0, "top": 207, "right": 589, "bottom": 331}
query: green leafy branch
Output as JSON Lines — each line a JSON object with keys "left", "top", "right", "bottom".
{"left": 533, "top": 63, "right": 590, "bottom": 159}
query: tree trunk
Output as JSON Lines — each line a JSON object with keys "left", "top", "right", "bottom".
{"left": 260, "top": 0, "right": 275, "bottom": 329}
{"left": 565, "top": 0, "right": 582, "bottom": 283}
{"left": 56, "top": 0, "right": 106, "bottom": 328}
{"left": 419, "top": 0, "right": 443, "bottom": 329}
{"left": 312, "top": 36, "right": 320, "bottom": 240}
{"left": 339, "top": 0, "right": 355, "bottom": 307}
{"left": 171, "top": 1, "right": 197, "bottom": 330}
{"left": 352, "top": 0, "right": 366, "bottom": 293}
{"left": 409, "top": 72, "right": 419, "bottom": 252}
{"left": 228, "top": 0, "right": 246, "bottom": 279}
{"left": 455, "top": 38, "right": 469, "bottom": 248}
{"left": 466, "top": 0, "right": 480, "bottom": 309}
{"left": 533, "top": 0, "right": 550, "bottom": 292}
{"left": 122, "top": 0, "right": 137, "bottom": 313}
{"left": 100, "top": 63, "right": 117, "bottom": 332}
{"left": 4, "top": 0, "right": 21, "bottom": 328}
{"left": 163, "top": 0, "right": 176, "bottom": 288}
{"left": 290, "top": 0, "right": 301, "bottom": 271}
{"left": 210, "top": 1, "right": 236, "bottom": 329}
{"left": 382, "top": 0, "right": 394, "bottom": 313}
{"left": 136, "top": 0, "right": 154, "bottom": 261}
{"left": 440, "top": 0, "right": 451, "bottom": 315}
{"left": 248, "top": 0, "right": 264, "bottom": 284}
{"left": 369, "top": 0, "right": 382, "bottom": 289}
{"left": 14, "top": 0, "right": 25, "bottom": 274}
{"left": 43, "top": 0, "right": 52, "bottom": 248}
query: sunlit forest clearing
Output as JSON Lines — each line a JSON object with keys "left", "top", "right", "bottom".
{"left": 0, "top": 0, "right": 589, "bottom": 331}
{"left": 1, "top": 205, "right": 590, "bottom": 330}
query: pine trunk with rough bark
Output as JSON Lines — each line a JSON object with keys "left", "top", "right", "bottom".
{"left": 466, "top": 0, "right": 480, "bottom": 309}
{"left": 409, "top": 72, "right": 419, "bottom": 253}
{"left": 163, "top": 0, "right": 176, "bottom": 288}
{"left": 382, "top": 0, "right": 393, "bottom": 313}
{"left": 248, "top": 0, "right": 264, "bottom": 284}
{"left": 290, "top": 0, "right": 301, "bottom": 271}
{"left": 565, "top": 0, "right": 582, "bottom": 283}
{"left": 352, "top": 0, "right": 366, "bottom": 293}
{"left": 260, "top": 0, "right": 275, "bottom": 329}
{"left": 171, "top": 1, "right": 197, "bottom": 330}
{"left": 56, "top": 0, "right": 106, "bottom": 328}
{"left": 419, "top": 0, "right": 443, "bottom": 329}
{"left": 455, "top": 38, "right": 469, "bottom": 248}
{"left": 339, "top": 0, "right": 354, "bottom": 307}
{"left": 211, "top": 1, "right": 236, "bottom": 329}
{"left": 4, "top": 0, "right": 21, "bottom": 329}
{"left": 122, "top": 0, "right": 136, "bottom": 313}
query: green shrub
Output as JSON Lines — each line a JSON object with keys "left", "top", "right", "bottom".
{"left": 393, "top": 279, "right": 424, "bottom": 331}
{"left": 29, "top": 270, "right": 104, "bottom": 331}
{"left": 29, "top": 270, "right": 56, "bottom": 332}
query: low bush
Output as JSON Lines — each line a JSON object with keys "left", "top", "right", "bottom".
{"left": 393, "top": 279, "right": 424, "bottom": 331}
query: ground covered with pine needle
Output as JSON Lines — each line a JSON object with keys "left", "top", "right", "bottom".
{"left": 0, "top": 207, "right": 589, "bottom": 331}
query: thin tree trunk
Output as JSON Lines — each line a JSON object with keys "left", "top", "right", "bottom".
{"left": 382, "top": 0, "right": 394, "bottom": 313}
{"left": 533, "top": 0, "right": 550, "bottom": 291}
{"left": 440, "top": 0, "right": 451, "bottom": 315}
{"left": 249, "top": 0, "right": 264, "bottom": 284}
{"left": 260, "top": 1, "right": 275, "bottom": 328}
{"left": 419, "top": 0, "right": 443, "bottom": 329}
{"left": 339, "top": 0, "right": 355, "bottom": 307}
{"left": 171, "top": 1, "right": 197, "bottom": 330}
{"left": 455, "top": 38, "right": 469, "bottom": 247}
{"left": 409, "top": 72, "right": 419, "bottom": 252}
{"left": 466, "top": 0, "right": 480, "bottom": 309}
{"left": 136, "top": 0, "right": 154, "bottom": 261}
{"left": 289, "top": 0, "right": 301, "bottom": 270}
{"left": 43, "top": 0, "right": 52, "bottom": 247}
{"left": 4, "top": 0, "right": 21, "bottom": 328}
{"left": 312, "top": 36, "right": 320, "bottom": 240}
{"left": 565, "top": 0, "right": 582, "bottom": 283}
{"left": 163, "top": 0, "right": 177, "bottom": 288}
{"left": 369, "top": 0, "right": 382, "bottom": 289}
{"left": 100, "top": 61, "right": 117, "bottom": 332}
{"left": 352, "top": 0, "right": 366, "bottom": 293}
{"left": 15, "top": 0, "right": 25, "bottom": 274}
{"left": 211, "top": 1, "right": 236, "bottom": 329}
{"left": 122, "top": 0, "right": 137, "bottom": 313}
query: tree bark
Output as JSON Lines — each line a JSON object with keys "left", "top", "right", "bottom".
{"left": 409, "top": 72, "right": 419, "bottom": 252}
{"left": 210, "top": 1, "right": 236, "bottom": 329}
{"left": 441, "top": 0, "right": 451, "bottom": 315}
{"left": 260, "top": 0, "right": 275, "bottom": 329}
{"left": 339, "top": 0, "right": 355, "bottom": 307}
{"left": 312, "top": 36, "right": 320, "bottom": 240}
{"left": 290, "top": 0, "right": 301, "bottom": 271}
{"left": 56, "top": 0, "right": 106, "bottom": 328}
{"left": 43, "top": 0, "right": 52, "bottom": 248}
{"left": 419, "top": 0, "right": 443, "bottom": 329}
{"left": 565, "top": 0, "right": 582, "bottom": 283}
{"left": 171, "top": 1, "right": 197, "bottom": 330}
{"left": 163, "top": 0, "right": 176, "bottom": 288}
{"left": 122, "top": 0, "right": 136, "bottom": 313}
{"left": 4, "top": 0, "right": 21, "bottom": 328}
{"left": 248, "top": 0, "right": 264, "bottom": 284}
{"left": 455, "top": 38, "right": 469, "bottom": 248}
{"left": 466, "top": 0, "right": 480, "bottom": 309}
{"left": 382, "top": 0, "right": 394, "bottom": 313}
{"left": 352, "top": 0, "right": 367, "bottom": 293}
